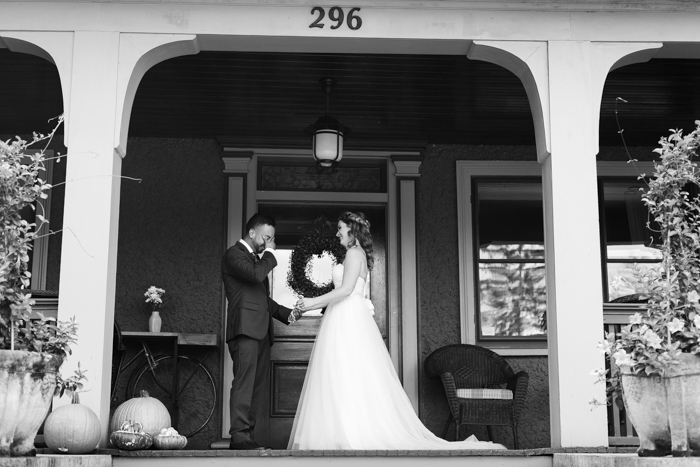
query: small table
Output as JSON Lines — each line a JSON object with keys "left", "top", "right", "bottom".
{"left": 119, "top": 331, "right": 218, "bottom": 432}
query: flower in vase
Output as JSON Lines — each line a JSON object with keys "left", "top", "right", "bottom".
{"left": 144, "top": 286, "right": 165, "bottom": 311}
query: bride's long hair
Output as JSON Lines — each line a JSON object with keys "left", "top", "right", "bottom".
{"left": 339, "top": 211, "right": 374, "bottom": 270}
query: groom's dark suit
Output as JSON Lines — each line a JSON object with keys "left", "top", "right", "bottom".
{"left": 222, "top": 241, "right": 292, "bottom": 445}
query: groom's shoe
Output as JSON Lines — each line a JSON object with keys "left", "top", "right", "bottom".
{"left": 229, "top": 440, "right": 270, "bottom": 451}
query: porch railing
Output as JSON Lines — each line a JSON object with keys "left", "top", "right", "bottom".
{"left": 603, "top": 304, "right": 640, "bottom": 446}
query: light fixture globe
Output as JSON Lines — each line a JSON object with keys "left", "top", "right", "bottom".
{"left": 305, "top": 115, "right": 349, "bottom": 168}
{"left": 305, "top": 78, "right": 351, "bottom": 169}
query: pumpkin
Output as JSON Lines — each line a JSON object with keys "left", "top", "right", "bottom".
{"left": 110, "top": 390, "right": 171, "bottom": 438}
{"left": 154, "top": 428, "right": 187, "bottom": 450}
{"left": 44, "top": 393, "right": 101, "bottom": 454}
{"left": 109, "top": 420, "right": 153, "bottom": 450}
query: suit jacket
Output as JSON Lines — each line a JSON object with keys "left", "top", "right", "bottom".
{"left": 222, "top": 241, "right": 292, "bottom": 344}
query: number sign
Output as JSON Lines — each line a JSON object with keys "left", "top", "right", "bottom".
{"left": 310, "top": 7, "right": 362, "bottom": 30}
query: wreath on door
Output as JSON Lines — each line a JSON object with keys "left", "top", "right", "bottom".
{"left": 287, "top": 218, "right": 345, "bottom": 298}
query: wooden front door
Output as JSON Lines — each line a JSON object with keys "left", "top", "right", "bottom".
{"left": 255, "top": 204, "right": 387, "bottom": 449}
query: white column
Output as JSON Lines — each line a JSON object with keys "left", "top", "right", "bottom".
{"left": 544, "top": 41, "right": 661, "bottom": 448}
{"left": 468, "top": 40, "right": 660, "bottom": 447}
{"left": 392, "top": 156, "right": 422, "bottom": 414}
{"left": 49, "top": 31, "right": 198, "bottom": 446}
{"left": 55, "top": 31, "right": 123, "bottom": 446}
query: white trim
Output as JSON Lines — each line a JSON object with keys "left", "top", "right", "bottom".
{"left": 456, "top": 160, "right": 651, "bottom": 356}
{"left": 222, "top": 170, "right": 248, "bottom": 439}
{"left": 256, "top": 191, "right": 389, "bottom": 204}
{"left": 222, "top": 147, "right": 420, "bottom": 159}
{"left": 387, "top": 160, "right": 401, "bottom": 375}
{"left": 222, "top": 154, "right": 252, "bottom": 174}
{"left": 456, "top": 161, "right": 542, "bottom": 347}
{"left": 398, "top": 178, "right": 420, "bottom": 414}
{"left": 393, "top": 160, "right": 422, "bottom": 178}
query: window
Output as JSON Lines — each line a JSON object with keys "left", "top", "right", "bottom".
{"left": 457, "top": 162, "right": 544, "bottom": 352}
{"left": 474, "top": 179, "right": 546, "bottom": 340}
{"left": 457, "top": 161, "right": 657, "bottom": 354}
{"left": 598, "top": 179, "right": 662, "bottom": 302}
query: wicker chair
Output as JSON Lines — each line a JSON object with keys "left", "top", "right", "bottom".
{"left": 424, "top": 344, "right": 529, "bottom": 449}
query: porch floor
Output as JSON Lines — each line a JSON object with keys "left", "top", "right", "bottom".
{"left": 102, "top": 446, "right": 637, "bottom": 457}
{"left": 13, "top": 449, "right": 700, "bottom": 467}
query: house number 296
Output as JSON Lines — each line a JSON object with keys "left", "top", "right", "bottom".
{"left": 309, "top": 7, "right": 362, "bottom": 30}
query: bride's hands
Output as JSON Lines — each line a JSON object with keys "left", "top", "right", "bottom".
{"left": 296, "top": 297, "right": 317, "bottom": 312}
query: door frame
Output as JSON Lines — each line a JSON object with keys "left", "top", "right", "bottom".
{"left": 220, "top": 148, "right": 421, "bottom": 439}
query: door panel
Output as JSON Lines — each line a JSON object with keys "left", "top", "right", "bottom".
{"left": 257, "top": 204, "right": 387, "bottom": 448}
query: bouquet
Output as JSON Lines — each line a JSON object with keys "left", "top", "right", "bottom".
{"left": 144, "top": 286, "right": 166, "bottom": 311}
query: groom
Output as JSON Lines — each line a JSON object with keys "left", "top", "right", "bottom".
{"left": 222, "top": 213, "right": 301, "bottom": 450}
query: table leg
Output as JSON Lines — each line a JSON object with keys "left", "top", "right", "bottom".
{"left": 171, "top": 338, "right": 179, "bottom": 428}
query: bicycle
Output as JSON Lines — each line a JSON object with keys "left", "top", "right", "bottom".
{"left": 112, "top": 323, "right": 218, "bottom": 438}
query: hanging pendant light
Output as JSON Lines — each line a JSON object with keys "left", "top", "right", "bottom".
{"left": 304, "top": 78, "right": 351, "bottom": 170}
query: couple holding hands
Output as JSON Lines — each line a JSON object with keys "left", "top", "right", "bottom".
{"left": 222, "top": 212, "right": 505, "bottom": 451}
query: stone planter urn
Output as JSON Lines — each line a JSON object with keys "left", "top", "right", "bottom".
{"left": 0, "top": 349, "right": 63, "bottom": 457}
{"left": 621, "top": 353, "right": 700, "bottom": 457}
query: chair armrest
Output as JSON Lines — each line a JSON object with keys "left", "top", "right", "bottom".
{"left": 506, "top": 370, "right": 529, "bottom": 422}
{"left": 439, "top": 372, "right": 461, "bottom": 419}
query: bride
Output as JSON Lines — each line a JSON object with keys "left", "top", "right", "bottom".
{"left": 288, "top": 211, "right": 506, "bottom": 450}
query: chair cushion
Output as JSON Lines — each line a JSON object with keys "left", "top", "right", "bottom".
{"left": 456, "top": 388, "right": 514, "bottom": 400}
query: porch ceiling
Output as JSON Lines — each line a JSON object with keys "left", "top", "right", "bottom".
{"left": 2, "top": 49, "right": 700, "bottom": 150}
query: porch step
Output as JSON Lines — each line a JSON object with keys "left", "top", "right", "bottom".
{"left": 0, "top": 455, "right": 111, "bottom": 467}
{"left": 555, "top": 454, "right": 700, "bottom": 467}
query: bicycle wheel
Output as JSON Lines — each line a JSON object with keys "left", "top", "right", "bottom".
{"left": 128, "top": 355, "right": 216, "bottom": 438}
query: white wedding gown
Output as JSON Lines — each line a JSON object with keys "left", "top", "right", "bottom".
{"left": 288, "top": 264, "right": 507, "bottom": 450}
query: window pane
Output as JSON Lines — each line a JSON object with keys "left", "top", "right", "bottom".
{"left": 607, "top": 244, "right": 661, "bottom": 260}
{"left": 259, "top": 161, "right": 386, "bottom": 192}
{"left": 607, "top": 262, "right": 663, "bottom": 302}
{"left": 478, "top": 262, "right": 547, "bottom": 338}
{"left": 476, "top": 181, "right": 544, "bottom": 260}
{"left": 480, "top": 243, "right": 544, "bottom": 260}
{"left": 602, "top": 181, "right": 661, "bottom": 257}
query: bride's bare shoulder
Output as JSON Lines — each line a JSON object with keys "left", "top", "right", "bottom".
{"left": 345, "top": 247, "right": 365, "bottom": 260}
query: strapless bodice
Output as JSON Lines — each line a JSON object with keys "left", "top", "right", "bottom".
{"left": 332, "top": 264, "right": 366, "bottom": 296}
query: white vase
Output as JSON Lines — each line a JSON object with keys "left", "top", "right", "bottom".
{"left": 148, "top": 311, "right": 162, "bottom": 332}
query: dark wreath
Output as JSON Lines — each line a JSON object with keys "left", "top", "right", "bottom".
{"left": 287, "top": 225, "right": 346, "bottom": 298}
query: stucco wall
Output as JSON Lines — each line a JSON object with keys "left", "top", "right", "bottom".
{"left": 110, "top": 138, "right": 225, "bottom": 448}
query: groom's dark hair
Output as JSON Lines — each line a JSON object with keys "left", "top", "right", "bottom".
{"left": 245, "top": 213, "right": 276, "bottom": 233}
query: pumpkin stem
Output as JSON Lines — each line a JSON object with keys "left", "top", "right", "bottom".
{"left": 140, "top": 390, "right": 150, "bottom": 398}
{"left": 71, "top": 391, "right": 80, "bottom": 404}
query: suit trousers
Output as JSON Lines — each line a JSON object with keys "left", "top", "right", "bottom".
{"left": 228, "top": 334, "right": 271, "bottom": 443}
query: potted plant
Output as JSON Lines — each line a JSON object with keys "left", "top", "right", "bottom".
{"left": 594, "top": 120, "right": 700, "bottom": 457}
{"left": 0, "top": 116, "right": 79, "bottom": 457}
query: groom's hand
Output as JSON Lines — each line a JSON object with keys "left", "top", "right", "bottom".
{"left": 288, "top": 307, "right": 303, "bottom": 324}
{"left": 263, "top": 235, "right": 276, "bottom": 250}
